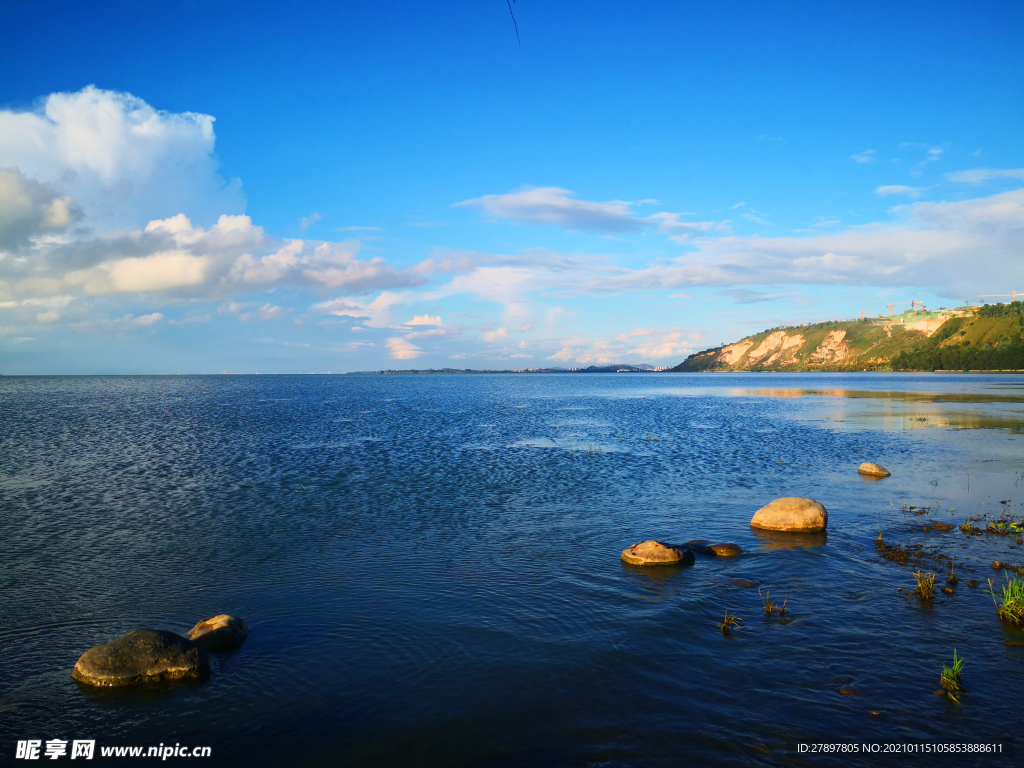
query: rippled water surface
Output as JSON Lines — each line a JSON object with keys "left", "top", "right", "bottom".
{"left": 2, "top": 373, "right": 1024, "bottom": 766}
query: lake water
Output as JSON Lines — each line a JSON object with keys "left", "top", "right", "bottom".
{"left": 2, "top": 373, "right": 1023, "bottom": 766}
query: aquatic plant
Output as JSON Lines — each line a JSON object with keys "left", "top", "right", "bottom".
{"left": 988, "top": 576, "right": 1024, "bottom": 625}
{"left": 716, "top": 611, "right": 742, "bottom": 634}
{"left": 987, "top": 520, "right": 1011, "bottom": 535}
{"left": 911, "top": 570, "right": 936, "bottom": 601}
{"left": 940, "top": 648, "right": 965, "bottom": 703}
{"left": 759, "top": 589, "right": 776, "bottom": 615}
{"left": 946, "top": 557, "right": 958, "bottom": 585}
{"left": 959, "top": 518, "right": 980, "bottom": 535}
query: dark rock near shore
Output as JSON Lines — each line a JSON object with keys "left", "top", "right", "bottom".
{"left": 72, "top": 630, "right": 209, "bottom": 687}
{"left": 187, "top": 615, "right": 250, "bottom": 652}
{"left": 858, "top": 462, "right": 891, "bottom": 477}
{"left": 621, "top": 540, "right": 693, "bottom": 566}
{"left": 750, "top": 497, "right": 828, "bottom": 532}
{"left": 1004, "top": 639, "right": 1024, "bottom": 647}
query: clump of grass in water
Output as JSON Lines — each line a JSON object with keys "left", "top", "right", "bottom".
{"left": 988, "top": 576, "right": 1024, "bottom": 625}
{"left": 940, "top": 649, "right": 965, "bottom": 703}
{"left": 758, "top": 588, "right": 788, "bottom": 616}
{"left": 910, "top": 570, "right": 936, "bottom": 601}
{"left": 716, "top": 611, "right": 742, "bottom": 634}
{"left": 947, "top": 557, "right": 958, "bottom": 585}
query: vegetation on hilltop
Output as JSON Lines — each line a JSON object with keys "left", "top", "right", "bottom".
{"left": 674, "top": 303, "right": 1024, "bottom": 372}
{"left": 892, "top": 304, "right": 1024, "bottom": 371}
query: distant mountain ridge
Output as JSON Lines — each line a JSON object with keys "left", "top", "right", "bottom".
{"left": 672, "top": 302, "right": 1024, "bottom": 372}
{"left": 365, "top": 363, "right": 665, "bottom": 374}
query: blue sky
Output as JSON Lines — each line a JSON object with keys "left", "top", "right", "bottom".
{"left": 1, "top": 0, "right": 1023, "bottom": 373}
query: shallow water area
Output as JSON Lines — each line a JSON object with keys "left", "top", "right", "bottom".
{"left": 2, "top": 372, "right": 1024, "bottom": 766}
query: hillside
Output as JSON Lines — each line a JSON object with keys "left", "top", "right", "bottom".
{"left": 672, "top": 302, "right": 1024, "bottom": 372}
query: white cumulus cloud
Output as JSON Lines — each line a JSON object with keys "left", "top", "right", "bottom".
{"left": 0, "top": 86, "right": 244, "bottom": 230}
{"left": 405, "top": 314, "right": 442, "bottom": 325}
{"left": 0, "top": 167, "right": 81, "bottom": 251}
{"left": 385, "top": 336, "right": 421, "bottom": 360}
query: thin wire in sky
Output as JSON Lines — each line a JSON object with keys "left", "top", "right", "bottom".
{"left": 506, "top": 0, "right": 520, "bottom": 45}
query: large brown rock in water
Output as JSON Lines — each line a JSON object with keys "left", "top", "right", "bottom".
{"left": 858, "top": 462, "right": 891, "bottom": 477}
{"left": 621, "top": 540, "right": 693, "bottom": 566}
{"left": 187, "top": 614, "right": 249, "bottom": 652}
{"left": 72, "top": 630, "right": 209, "bottom": 687}
{"left": 750, "top": 497, "right": 828, "bottom": 532}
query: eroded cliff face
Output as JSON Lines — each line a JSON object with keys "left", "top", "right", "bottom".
{"left": 807, "top": 330, "right": 849, "bottom": 365}
{"left": 719, "top": 340, "right": 753, "bottom": 365}
{"left": 748, "top": 331, "right": 804, "bottom": 367}
{"left": 903, "top": 317, "right": 947, "bottom": 337}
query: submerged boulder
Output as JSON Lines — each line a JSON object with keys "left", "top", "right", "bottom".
{"left": 72, "top": 630, "right": 209, "bottom": 687}
{"left": 709, "top": 543, "right": 742, "bottom": 557}
{"left": 750, "top": 497, "right": 828, "bottom": 533}
{"left": 686, "top": 540, "right": 742, "bottom": 557}
{"left": 187, "top": 615, "right": 249, "bottom": 652}
{"left": 858, "top": 462, "right": 891, "bottom": 478}
{"left": 732, "top": 578, "right": 760, "bottom": 588}
{"left": 621, "top": 540, "right": 693, "bottom": 566}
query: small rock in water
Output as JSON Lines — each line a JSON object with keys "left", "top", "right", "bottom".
{"left": 732, "top": 578, "right": 760, "bottom": 588}
{"left": 686, "top": 540, "right": 741, "bottom": 557}
{"left": 621, "top": 540, "right": 693, "bottom": 566}
{"left": 967, "top": 580, "right": 979, "bottom": 588}
{"left": 750, "top": 497, "right": 828, "bottom": 532}
{"left": 942, "top": 587, "right": 954, "bottom": 595}
{"left": 839, "top": 686, "right": 861, "bottom": 695}
{"left": 992, "top": 561, "right": 1003, "bottom": 570}
{"left": 858, "top": 462, "right": 891, "bottom": 477}
{"left": 1004, "top": 639, "right": 1024, "bottom": 647}
{"left": 710, "top": 543, "right": 742, "bottom": 557}
{"left": 929, "top": 522, "right": 954, "bottom": 532}
{"left": 72, "top": 629, "right": 209, "bottom": 687}
{"left": 187, "top": 615, "right": 250, "bottom": 652}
